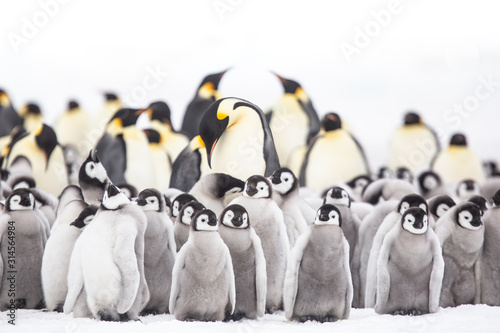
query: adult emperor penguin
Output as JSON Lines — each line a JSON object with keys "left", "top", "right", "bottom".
{"left": 42, "top": 201, "right": 96, "bottom": 311}
{"left": 145, "top": 101, "right": 189, "bottom": 161}
{"left": 267, "top": 74, "right": 320, "bottom": 167}
{"left": 388, "top": 111, "right": 440, "bottom": 173}
{"left": 5, "top": 123, "right": 68, "bottom": 196}
{"left": 189, "top": 173, "right": 244, "bottom": 216}
{"left": 170, "top": 209, "right": 235, "bottom": 321}
{"left": 218, "top": 204, "right": 267, "bottom": 320}
{"left": 95, "top": 108, "right": 156, "bottom": 190}
{"left": 19, "top": 103, "right": 44, "bottom": 133}
{"left": 374, "top": 207, "right": 444, "bottom": 315}
{"left": 198, "top": 97, "right": 280, "bottom": 181}
{"left": 300, "top": 112, "right": 370, "bottom": 193}
{"left": 181, "top": 69, "right": 227, "bottom": 139}
{"left": 54, "top": 100, "right": 91, "bottom": 158}
{"left": 93, "top": 93, "right": 122, "bottom": 138}
{"left": 143, "top": 129, "right": 172, "bottom": 191}
{"left": 433, "top": 133, "right": 485, "bottom": 184}
{"left": 174, "top": 200, "right": 205, "bottom": 251}
{"left": 284, "top": 204, "right": 352, "bottom": 322}
{"left": 0, "top": 189, "right": 46, "bottom": 310}
{"left": 78, "top": 149, "right": 110, "bottom": 205}
{"left": 230, "top": 175, "right": 289, "bottom": 312}
{"left": 269, "top": 167, "right": 310, "bottom": 247}
{"left": 428, "top": 195, "right": 456, "bottom": 222}
{"left": 480, "top": 189, "right": 500, "bottom": 306}
{"left": 435, "top": 202, "right": 484, "bottom": 307}
{"left": 0, "top": 89, "right": 22, "bottom": 138}
{"left": 170, "top": 135, "right": 210, "bottom": 192}
{"left": 136, "top": 188, "right": 176, "bottom": 315}
{"left": 64, "top": 184, "right": 149, "bottom": 321}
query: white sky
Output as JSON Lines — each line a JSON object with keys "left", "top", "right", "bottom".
{"left": 1, "top": 0, "right": 499, "bottom": 167}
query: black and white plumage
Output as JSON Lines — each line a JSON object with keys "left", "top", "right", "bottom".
{"left": 170, "top": 135, "right": 209, "bottom": 192}
{"left": 174, "top": 201, "right": 205, "bottom": 251}
{"left": 428, "top": 195, "right": 456, "bottom": 223}
{"left": 78, "top": 150, "right": 109, "bottom": 206}
{"left": 170, "top": 193, "right": 198, "bottom": 221}
{"left": 0, "top": 89, "right": 22, "bottom": 138}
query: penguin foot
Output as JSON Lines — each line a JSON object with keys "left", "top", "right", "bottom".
{"left": 54, "top": 304, "right": 64, "bottom": 313}
{"left": 393, "top": 309, "right": 423, "bottom": 316}
{"left": 229, "top": 312, "right": 246, "bottom": 321}
{"left": 299, "top": 316, "right": 319, "bottom": 323}
{"left": 13, "top": 299, "right": 26, "bottom": 309}
{"left": 318, "top": 316, "right": 338, "bottom": 323}
{"left": 140, "top": 308, "right": 159, "bottom": 316}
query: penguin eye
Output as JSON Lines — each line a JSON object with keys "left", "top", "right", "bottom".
{"left": 90, "top": 164, "right": 95, "bottom": 170}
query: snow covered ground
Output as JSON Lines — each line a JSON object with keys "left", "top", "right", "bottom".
{"left": 2, "top": 305, "right": 500, "bottom": 333}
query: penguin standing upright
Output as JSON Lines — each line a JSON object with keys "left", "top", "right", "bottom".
{"left": 198, "top": 97, "right": 280, "bottom": 181}
{"left": 93, "top": 93, "right": 122, "bottom": 139}
{"left": 181, "top": 70, "right": 227, "bottom": 139}
{"left": 0, "top": 89, "right": 22, "bottom": 138}
{"left": 0, "top": 189, "right": 46, "bottom": 310}
{"left": 300, "top": 112, "right": 370, "bottom": 193}
{"left": 54, "top": 100, "right": 91, "bottom": 158}
{"left": 417, "top": 171, "right": 448, "bottom": 199}
{"left": 428, "top": 195, "right": 456, "bottom": 222}
{"left": 19, "top": 103, "right": 43, "bottom": 133}
{"left": 388, "top": 112, "right": 440, "bottom": 173}
{"left": 136, "top": 188, "right": 176, "bottom": 315}
{"left": 143, "top": 129, "right": 172, "bottom": 191}
{"left": 78, "top": 149, "right": 110, "bottom": 205}
{"left": 433, "top": 133, "right": 485, "bottom": 184}
{"left": 170, "top": 135, "right": 210, "bottom": 192}
{"left": 174, "top": 201, "right": 205, "bottom": 251}
{"left": 284, "top": 204, "right": 352, "bottom": 322}
{"left": 64, "top": 184, "right": 149, "bottom": 321}
{"left": 170, "top": 209, "right": 235, "bottom": 321}
{"left": 267, "top": 74, "right": 320, "bottom": 168}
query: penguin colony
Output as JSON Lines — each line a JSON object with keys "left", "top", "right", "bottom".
{"left": 0, "top": 70, "right": 500, "bottom": 324}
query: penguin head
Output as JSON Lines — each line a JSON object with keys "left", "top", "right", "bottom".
{"left": 418, "top": 171, "right": 442, "bottom": 195}
{"left": 449, "top": 133, "right": 467, "bottom": 147}
{"left": 146, "top": 101, "right": 172, "bottom": 127}
{"left": 467, "top": 195, "right": 488, "bottom": 216}
{"left": 395, "top": 167, "right": 413, "bottom": 183}
{"left": 197, "top": 69, "right": 227, "bottom": 99}
{"left": 101, "top": 183, "right": 129, "bottom": 210}
{"left": 107, "top": 108, "right": 144, "bottom": 135}
{"left": 136, "top": 188, "right": 165, "bottom": 212}
{"left": 314, "top": 204, "right": 342, "bottom": 227}
{"left": 377, "top": 166, "right": 393, "bottom": 179}
{"left": 199, "top": 97, "right": 263, "bottom": 168}
{"left": 0, "top": 89, "right": 12, "bottom": 107}
{"left": 104, "top": 92, "right": 119, "bottom": 102}
{"left": 269, "top": 167, "right": 297, "bottom": 196}
{"left": 200, "top": 173, "right": 245, "bottom": 198}
{"left": 11, "top": 176, "right": 36, "bottom": 190}
{"left": 6, "top": 188, "right": 35, "bottom": 211}
{"left": 492, "top": 189, "right": 500, "bottom": 207}
{"left": 67, "top": 100, "right": 79, "bottom": 112}
{"left": 171, "top": 193, "right": 198, "bottom": 218}
{"left": 324, "top": 187, "right": 351, "bottom": 207}
{"left": 456, "top": 179, "right": 480, "bottom": 199}
{"left": 192, "top": 209, "right": 218, "bottom": 232}
{"left": 483, "top": 160, "right": 500, "bottom": 177}
{"left": 274, "top": 73, "right": 304, "bottom": 95}
{"left": 429, "top": 195, "right": 456, "bottom": 219}
{"left": 70, "top": 205, "right": 98, "bottom": 229}
{"left": 346, "top": 175, "right": 372, "bottom": 196}
{"left": 143, "top": 129, "right": 162, "bottom": 145}
{"left": 20, "top": 103, "right": 42, "bottom": 117}
{"left": 79, "top": 150, "right": 108, "bottom": 189}
{"left": 117, "top": 183, "right": 138, "bottom": 200}
{"left": 243, "top": 175, "right": 271, "bottom": 199}
{"left": 179, "top": 201, "right": 205, "bottom": 226}
{"left": 397, "top": 193, "right": 428, "bottom": 215}
{"left": 401, "top": 207, "right": 428, "bottom": 235}
{"left": 34, "top": 124, "right": 58, "bottom": 168}
{"left": 403, "top": 112, "right": 421, "bottom": 126}
{"left": 456, "top": 202, "right": 483, "bottom": 230}
{"left": 321, "top": 113, "right": 342, "bottom": 132}
{"left": 220, "top": 204, "right": 249, "bottom": 229}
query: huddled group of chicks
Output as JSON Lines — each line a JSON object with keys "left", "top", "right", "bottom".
{"left": 0, "top": 70, "right": 499, "bottom": 323}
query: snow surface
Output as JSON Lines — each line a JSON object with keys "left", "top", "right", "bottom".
{"left": 2, "top": 305, "right": 500, "bottom": 333}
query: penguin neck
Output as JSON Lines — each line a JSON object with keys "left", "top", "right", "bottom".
{"left": 190, "top": 230, "right": 222, "bottom": 249}
{"left": 451, "top": 226, "right": 484, "bottom": 255}
{"left": 396, "top": 229, "right": 429, "bottom": 254}
{"left": 219, "top": 224, "right": 252, "bottom": 251}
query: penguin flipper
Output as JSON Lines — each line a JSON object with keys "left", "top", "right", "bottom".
{"left": 169, "top": 241, "right": 188, "bottom": 314}
{"left": 428, "top": 229, "right": 444, "bottom": 313}
{"left": 298, "top": 99, "right": 320, "bottom": 144}
{"left": 348, "top": 132, "right": 371, "bottom": 175}
{"left": 224, "top": 245, "right": 236, "bottom": 315}
{"left": 374, "top": 227, "right": 395, "bottom": 314}
{"left": 250, "top": 228, "right": 267, "bottom": 318}
{"left": 342, "top": 237, "right": 353, "bottom": 319}
{"left": 64, "top": 241, "right": 84, "bottom": 315}
{"left": 170, "top": 145, "right": 201, "bottom": 192}
{"left": 283, "top": 229, "right": 311, "bottom": 319}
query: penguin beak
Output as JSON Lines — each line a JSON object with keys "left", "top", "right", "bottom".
{"left": 319, "top": 212, "right": 329, "bottom": 221}
{"left": 330, "top": 188, "right": 343, "bottom": 199}
{"left": 91, "top": 149, "right": 100, "bottom": 163}
{"left": 107, "top": 184, "right": 121, "bottom": 197}
{"left": 70, "top": 219, "right": 85, "bottom": 228}
{"left": 199, "top": 101, "right": 229, "bottom": 169}
{"left": 270, "top": 175, "right": 280, "bottom": 184}
{"left": 413, "top": 220, "right": 424, "bottom": 229}
{"left": 208, "top": 217, "right": 217, "bottom": 227}
{"left": 246, "top": 185, "right": 258, "bottom": 197}
{"left": 20, "top": 196, "right": 31, "bottom": 207}
{"left": 136, "top": 198, "right": 147, "bottom": 206}
{"left": 470, "top": 218, "right": 483, "bottom": 227}
{"left": 232, "top": 215, "right": 243, "bottom": 227}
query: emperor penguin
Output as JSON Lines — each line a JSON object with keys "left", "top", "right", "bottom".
{"left": 198, "top": 97, "right": 280, "bottom": 181}
{"left": 230, "top": 175, "right": 289, "bottom": 312}
{"left": 19, "top": 103, "right": 44, "bottom": 133}
{"left": 395, "top": 167, "right": 414, "bottom": 184}
{"left": 54, "top": 100, "right": 91, "bottom": 158}
{"left": 64, "top": 184, "right": 149, "bottom": 321}
{"left": 388, "top": 111, "right": 440, "bottom": 173}
{"left": 284, "top": 204, "right": 352, "bottom": 322}
{"left": 0, "top": 189, "right": 46, "bottom": 310}
{"left": 188, "top": 173, "right": 244, "bottom": 216}
{"left": 136, "top": 188, "right": 176, "bottom": 315}
{"left": 95, "top": 108, "right": 156, "bottom": 190}
{"left": 267, "top": 74, "right": 320, "bottom": 168}
{"left": 170, "top": 193, "right": 198, "bottom": 221}
{"left": 143, "top": 129, "right": 172, "bottom": 191}
{"left": 4, "top": 123, "right": 68, "bottom": 196}
{"left": 346, "top": 174, "right": 372, "bottom": 201}
{"left": 480, "top": 176, "right": 500, "bottom": 205}
{"left": 0, "top": 89, "right": 22, "bottom": 138}
{"left": 455, "top": 179, "right": 481, "bottom": 202}
{"left": 480, "top": 189, "right": 500, "bottom": 306}
{"left": 365, "top": 194, "right": 429, "bottom": 308}
{"left": 374, "top": 207, "right": 444, "bottom": 315}
{"left": 433, "top": 133, "right": 485, "bottom": 184}
{"left": 93, "top": 93, "right": 122, "bottom": 141}
{"left": 55, "top": 185, "right": 84, "bottom": 219}
{"left": 145, "top": 101, "right": 189, "bottom": 161}
{"left": 170, "top": 209, "right": 235, "bottom": 321}
{"left": 42, "top": 201, "right": 97, "bottom": 311}
{"left": 269, "top": 167, "right": 310, "bottom": 247}
{"left": 218, "top": 204, "right": 267, "bottom": 320}
{"left": 428, "top": 195, "right": 456, "bottom": 222}
{"left": 181, "top": 69, "right": 227, "bottom": 139}
{"left": 78, "top": 149, "right": 109, "bottom": 205}
{"left": 174, "top": 200, "right": 205, "bottom": 251}
{"left": 435, "top": 202, "right": 484, "bottom": 307}
{"left": 170, "top": 135, "right": 210, "bottom": 192}
{"left": 300, "top": 112, "right": 370, "bottom": 193}
{"left": 417, "top": 170, "right": 448, "bottom": 199}
{"left": 361, "top": 178, "right": 416, "bottom": 205}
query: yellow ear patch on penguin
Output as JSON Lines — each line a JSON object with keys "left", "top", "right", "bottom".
{"left": 217, "top": 110, "right": 229, "bottom": 120}
{"left": 35, "top": 124, "right": 44, "bottom": 136}
{"left": 191, "top": 135, "right": 205, "bottom": 150}
{"left": 295, "top": 87, "right": 308, "bottom": 101}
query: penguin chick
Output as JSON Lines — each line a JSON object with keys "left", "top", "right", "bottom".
{"left": 455, "top": 179, "right": 481, "bottom": 202}
{"left": 346, "top": 175, "right": 372, "bottom": 201}
{"left": 218, "top": 204, "right": 267, "bottom": 320}
{"left": 170, "top": 193, "right": 198, "bottom": 221}
{"left": 428, "top": 195, "right": 456, "bottom": 223}
{"left": 284, "top": 204, "right": 352, "bottom": 322}
{"left": 417, "top": 171, "right": 448, "bottom": 199}
{"left": 170, "top": 209, "right": 235, "bottom": 321}
{"left": 78, "top": 149, "right": 109, "bottom": 205}
{"left": 174, "top": 201, "right": 205, "bottom": 251}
